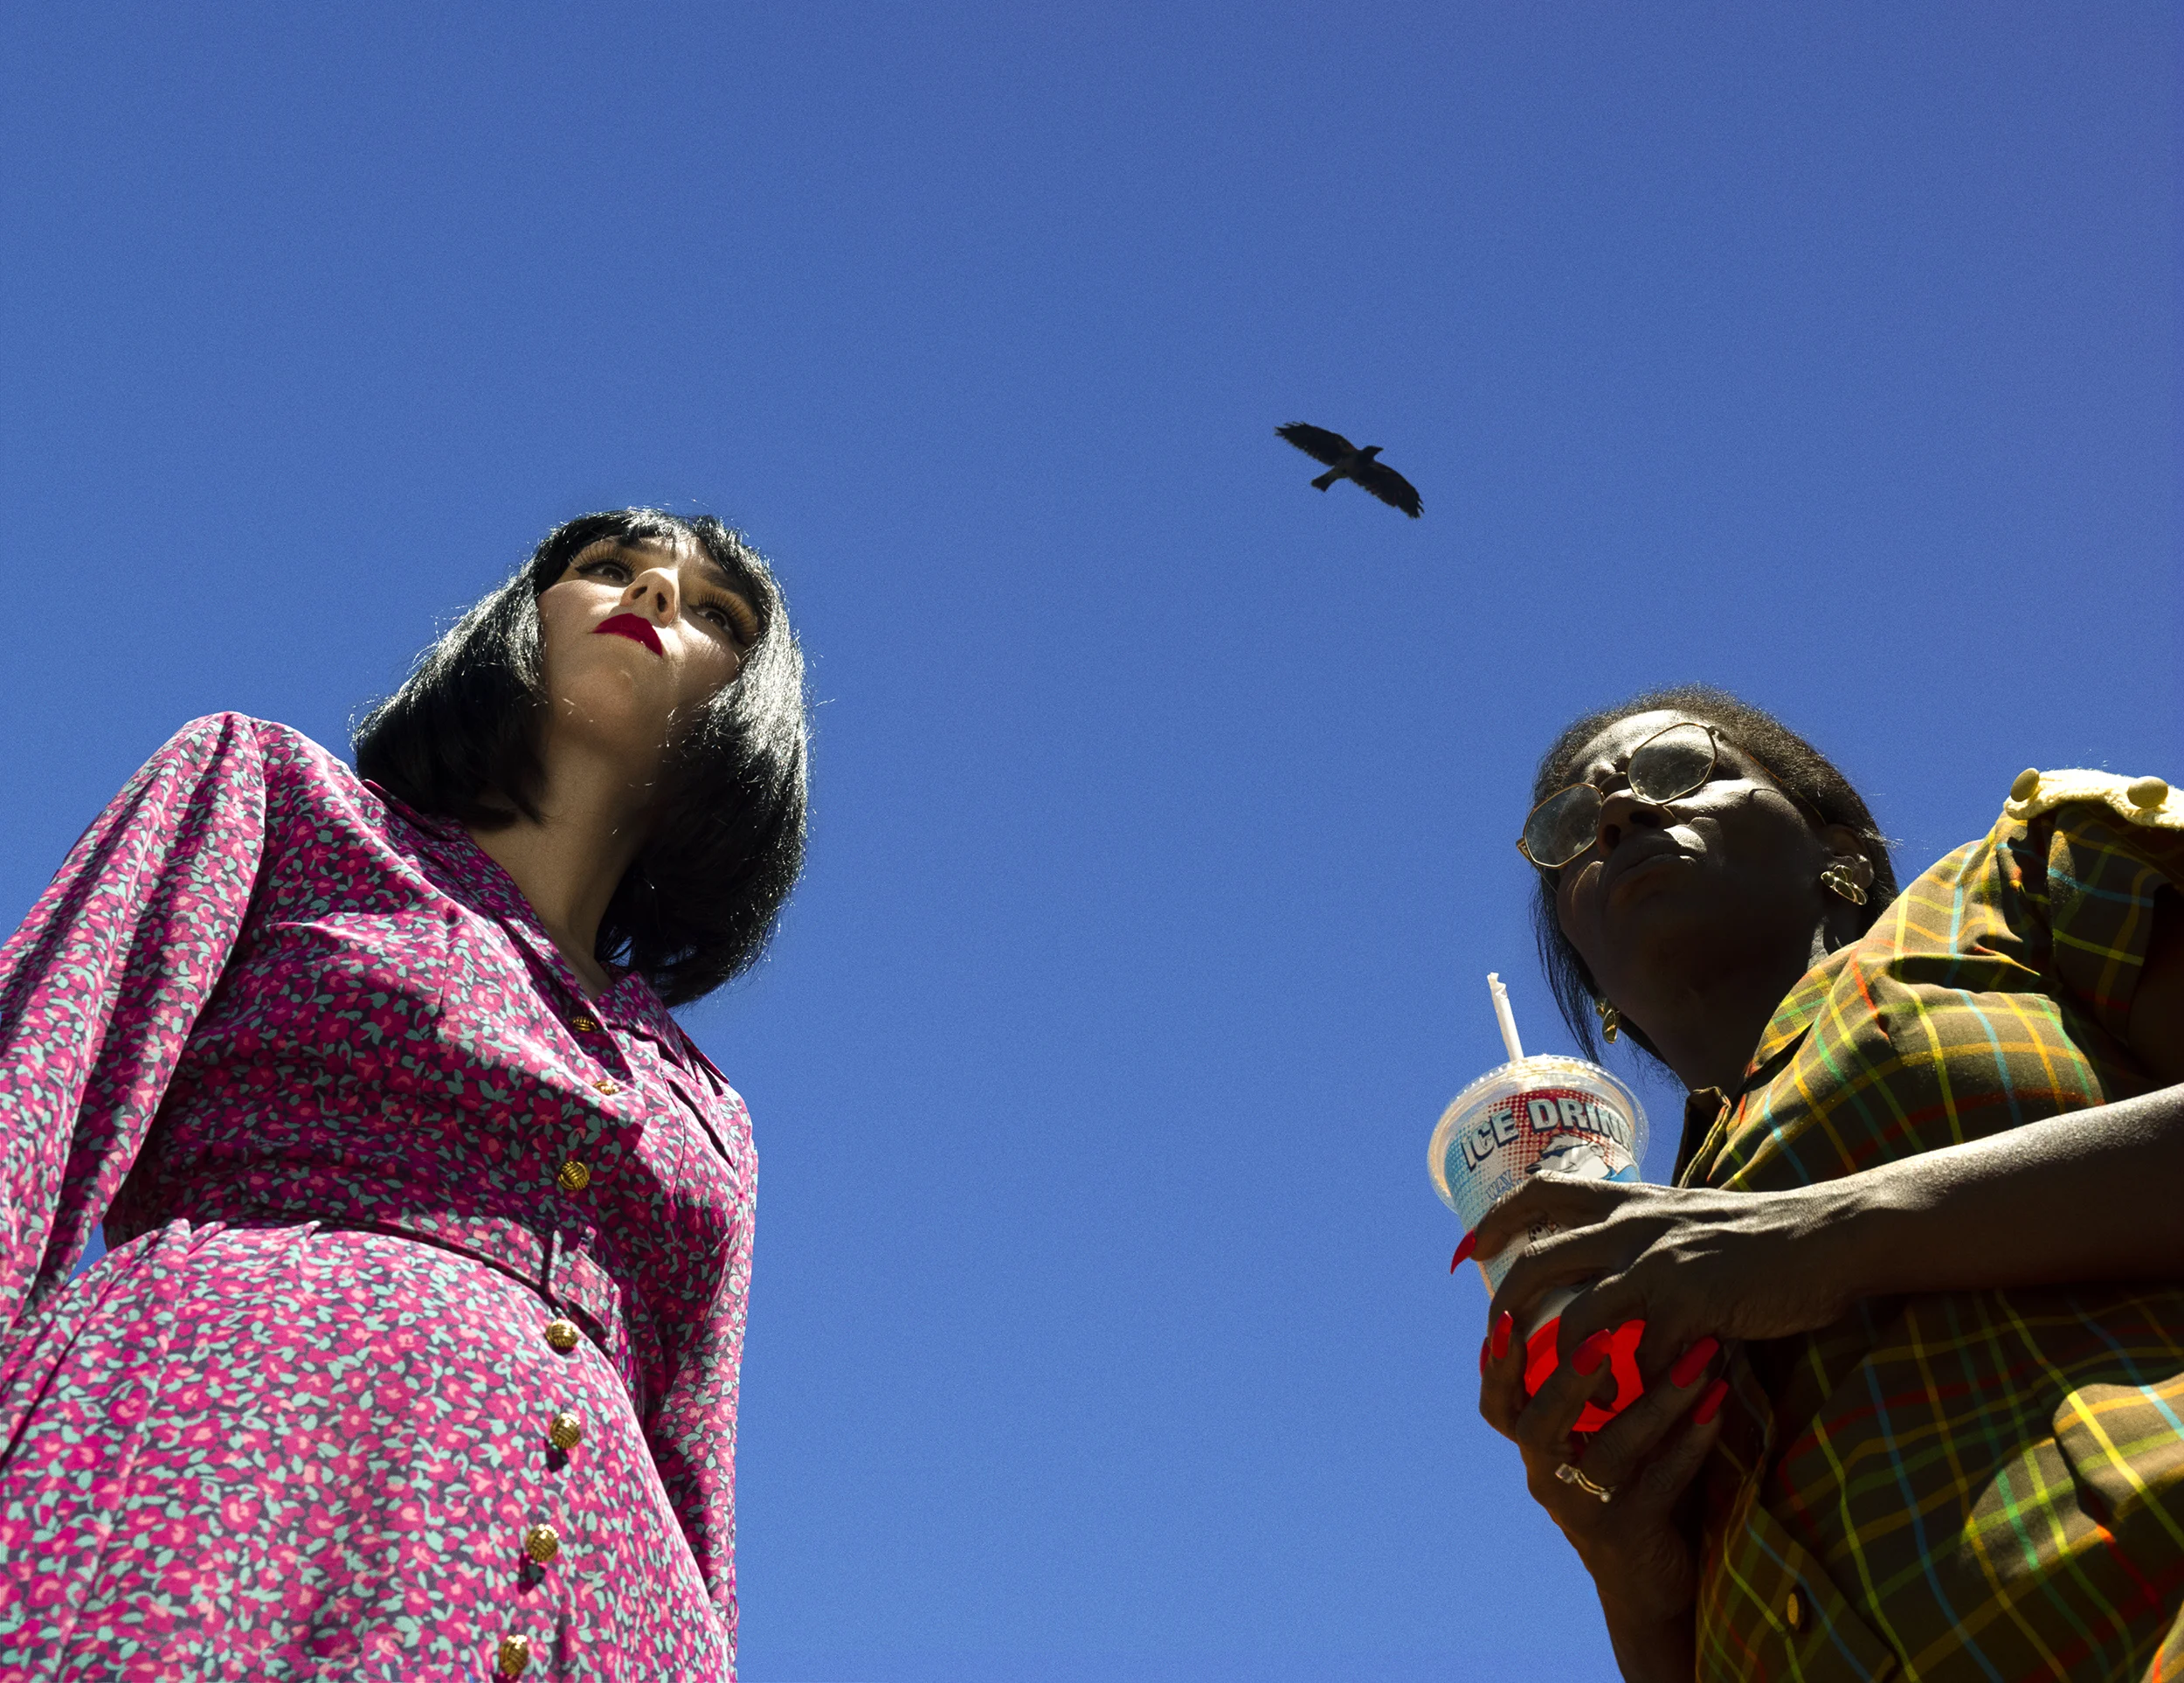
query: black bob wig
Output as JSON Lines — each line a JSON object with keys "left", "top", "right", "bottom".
{"left": 354, "top": 509, "right": 809, "bottom": 1006}
{"left": 1528, "top": 684, "right": 1897, "bottom": 1067}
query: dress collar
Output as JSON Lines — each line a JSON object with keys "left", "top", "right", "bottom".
{"left": 369, "top": 786, "right": 684, "bottom": 1045}
{"left": 1745, "top": 946, "right": 1849, "bottom": 1077}
{"left": 1672, "top": 945, "right": 1853, "bottom": 1183}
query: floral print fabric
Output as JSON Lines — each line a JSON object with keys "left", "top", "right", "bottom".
{"left": 0, "top": 715, "right": 756, "bottom": 1680}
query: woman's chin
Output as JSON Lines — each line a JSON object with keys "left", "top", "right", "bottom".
{"left": 1593, "top": 865, "right": 1714, "bottom": 963}
{"left": 549, "top": 687, "right": 677, "bottom": 765}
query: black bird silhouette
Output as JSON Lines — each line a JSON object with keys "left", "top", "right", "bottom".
{"left": 1276, "top": 423, "right": 1422, "bottom": 517}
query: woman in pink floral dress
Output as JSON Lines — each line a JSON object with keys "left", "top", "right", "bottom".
{"left": 0, "top": 509, "right": 807, "bottom": 1681}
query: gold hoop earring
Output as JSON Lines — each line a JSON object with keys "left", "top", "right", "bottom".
{"left": 1594, "top": 997, "right": 1621, "bottom": 1042}
{"left": 1821, "top": 863, "right": 1868, "bottom": 907}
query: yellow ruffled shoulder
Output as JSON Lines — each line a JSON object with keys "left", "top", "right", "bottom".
{"left": 2002, "top": 767, "right": 2181, "bottom": 831}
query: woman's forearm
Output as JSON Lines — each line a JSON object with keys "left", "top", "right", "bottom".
{"left": 1819, "top": 1083, "right": 2184, "bottom": 1300}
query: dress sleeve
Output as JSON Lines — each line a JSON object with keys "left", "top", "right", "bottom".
{"left": 0, "top": 714, "right": 266, "bottom": 1333}
{"left": 2003, "top": 769, "right": 2184, "bottom": 1049}
{"left": 643, "top": 1112, "right": 757, "bottom": 1646}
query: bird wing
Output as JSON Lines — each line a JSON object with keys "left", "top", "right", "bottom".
{"left": 1276, "top": 422, "right": 1356, "bottom": 467}
{"left": 1352, "top": 457, "right": 1422, "bottom": 517}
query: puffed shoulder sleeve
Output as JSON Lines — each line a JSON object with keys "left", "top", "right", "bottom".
{"left": 2000, "top": 767, "right": 2184, "bottom": 1047}
{"left": 0, "top": 714, "right": 267, "bottom": 1333}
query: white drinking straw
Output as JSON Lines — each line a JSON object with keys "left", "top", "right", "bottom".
{"left": 1487, "top": 973, "right": 1525, "bottom": 1064}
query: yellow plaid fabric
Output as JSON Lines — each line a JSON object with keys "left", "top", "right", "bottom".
{"left": 1674, "top": 771, "right": 2184, "bottom": 1681}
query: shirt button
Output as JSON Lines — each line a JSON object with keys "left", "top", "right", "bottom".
{"left": 2127, "top": 775, "right": 2169, "bottom": 810}
{"left": 556, "top": 1159, "right": 592, "bottom": 1194}
{"left": 1784, "top": 1590, "right": 1804, "bottom": 1632}
{"left": 543, "top": 1318, "right": 580, "bottom": 1354}
{"left": 549, "top": 1410, "right": 584, "bottom": 1451}
{"left": 570, "top": 1014, "right": 600, "bottom": 1033}
{"left": 592, "top": 1077, "right": 619, "bottom": 1096}
{"left": 2010, "top": 767, "right": 2041, "bottom": 801}
{"left": 497, "top": 1635, "right": 532, "bottom": 1677}
{"left": 523, "top": 1522, "right": 562, "bottom": 1565}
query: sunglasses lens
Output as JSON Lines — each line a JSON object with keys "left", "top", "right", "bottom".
{"left": 1524, "top": 783, "right": 1603, "bottom": 869}
{"left": 1628, "top": 724, "right": 1715, "bottom": 804}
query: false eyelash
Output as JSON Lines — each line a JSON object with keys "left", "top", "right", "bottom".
{"left": 705, "top": 599, "right": 759, "bottom": 642}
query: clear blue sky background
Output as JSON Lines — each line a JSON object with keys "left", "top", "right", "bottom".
{"left": 3, "top": 5, "right": 2175, "bottom": 1678}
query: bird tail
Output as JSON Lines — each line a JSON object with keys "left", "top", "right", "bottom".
{"left": 1310, "top": 469, "right": 1341, "bottom": 490}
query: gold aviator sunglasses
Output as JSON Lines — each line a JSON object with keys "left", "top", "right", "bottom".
{"left": 1517, "top": 721, "right": 1727, "bottom": 870}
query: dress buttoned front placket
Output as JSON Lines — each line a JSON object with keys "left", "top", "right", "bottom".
{"left": 495, "top": 1005, "right": 627, "bottom": 1678}
{"left": 498, "top": 1306, "right": 590, "bottom": 1676}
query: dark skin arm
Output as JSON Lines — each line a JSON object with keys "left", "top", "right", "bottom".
{"left": 1476, "top": 890, "right": 2184, "bottom": 1676}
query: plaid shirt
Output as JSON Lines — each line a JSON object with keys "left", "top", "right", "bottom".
{"left": 1675, "top": 769, "right": 2184, "bottom": 1682}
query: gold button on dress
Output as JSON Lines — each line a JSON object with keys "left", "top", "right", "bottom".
{"left": 556, "top": 1159, "right": 591, "bottom": 1194}
{"left": 591, "top": 1077, "right": 619, "bottom": 1097}
{"left": 543, "top": 1318, "right": 580, "bottom": 1354}
{"left": 523, "top": 1523, "right": 561, "bottom": 1565}
{"left": 570, "top": 1014, "right": 599, "bottom": 1033}
{"left": 548, "top": 1410, "right": 584, "bottom": 1451}
{"left": 497, "top": 1634, "right": 532, "bottom": 1677}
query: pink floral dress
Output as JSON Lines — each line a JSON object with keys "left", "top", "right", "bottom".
{"left": 0, "top": 715, "right": 756, "bottom": 1680}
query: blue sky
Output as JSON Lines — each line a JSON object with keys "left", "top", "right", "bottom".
{"left": 3, "top": 4, "right": 2175, "bottom": 1677}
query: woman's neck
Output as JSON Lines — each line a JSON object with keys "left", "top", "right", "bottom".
{"left": 1640, "top": 924, "right": 1838, "bottom": 1096}
{"left": 467, "top": 736, "right": 657, "bottom": 999}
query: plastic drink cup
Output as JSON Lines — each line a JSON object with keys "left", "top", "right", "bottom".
{"left": 1431, "top": 1049, "right": 1649, "bottom": 1433}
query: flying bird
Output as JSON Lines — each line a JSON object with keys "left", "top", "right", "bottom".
{"left": 1276, "top": 423, "right": 1422, "bottom": 518}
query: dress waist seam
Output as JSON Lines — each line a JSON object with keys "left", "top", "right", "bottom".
{"left": 114, "top": 1185, "right": 636, "bottom": 1391}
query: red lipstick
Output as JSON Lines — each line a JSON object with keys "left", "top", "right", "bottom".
{"left": 594, "top": 613, "right": 664, "bottom": 656}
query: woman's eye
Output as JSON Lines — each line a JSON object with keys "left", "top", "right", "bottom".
{"left": 695, "top": 601, "right": 754, "bottom": 643}
{"left": 580, "top": 559, "right": 632, "bottom": 582}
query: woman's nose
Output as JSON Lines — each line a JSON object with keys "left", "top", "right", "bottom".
{"left": 1594, "top": 787, "right": 1667, "bottom": 854}
{"left": 625, "top": 569, "right": 681, "bottom": 622}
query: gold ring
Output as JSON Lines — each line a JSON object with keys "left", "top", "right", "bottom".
{"left": 1555, "top": 1460, "right": 1614, "bottom": 1503}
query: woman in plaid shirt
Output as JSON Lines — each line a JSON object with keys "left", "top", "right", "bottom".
{"left": 1471, "top": 686, "right": 2184, "bottom": 1683}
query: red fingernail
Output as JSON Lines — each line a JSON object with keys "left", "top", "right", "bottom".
{"left": 1478, "top": 1336, "right": 1490, "bottom": 1375}
{"left": 1693, "top": 1378, "right": 1730, "bottom": 1425}
{"left": 1669, "top": 1336, "right": 1720, "bottom": 1388}
{"left": 1572, "top": 1329, "right": 1614, "bottom": 1376}
{"left": 1490, "top": 1312, "right": 1513, "bottom": 1361}
{"left": 1450, "top": 1232, "right": 1476, "bottom": 1271}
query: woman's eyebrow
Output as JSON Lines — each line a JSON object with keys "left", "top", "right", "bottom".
{"left": 694, "top": 554, "right": 742, "bottom": 590}
{"left": 580, "top": 540, "right": 671, "bottom": 568}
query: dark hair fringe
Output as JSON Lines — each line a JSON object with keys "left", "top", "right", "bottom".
{"left": 1528, "top": 684, "right": 1897, "bottom": 1069}
{"left": 354, "top": 509, "right": 809, "bottom": 1006}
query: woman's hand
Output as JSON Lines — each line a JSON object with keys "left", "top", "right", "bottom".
{"left": 1477, "top": 1299, "right": 1729, "bottom": 1680}
{"left": 1474, "top": 1174, "right": 1864, "bottom": 1386}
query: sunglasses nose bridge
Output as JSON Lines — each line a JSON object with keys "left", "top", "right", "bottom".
{"left": 1524, "top": 727, "right": 1718, "bottom": 869}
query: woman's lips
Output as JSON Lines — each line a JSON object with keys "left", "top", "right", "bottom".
{"left": 594, "top": 613, "right": 664, "bottom": 656}
{"left": 1602, "top": 838, "right": 1683, "bottom": 896}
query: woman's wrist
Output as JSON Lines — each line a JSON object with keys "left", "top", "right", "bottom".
{"left": 1576, "top": 1529, "right": 1698, "bottom": 1628}
{"left": 1786, "top": 1174, "right": 1904, "bottom": 1307}
{"left": 1596, "top": 1587, "right": 1697, "bottom": 1682}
